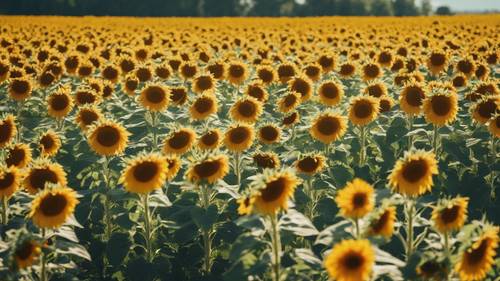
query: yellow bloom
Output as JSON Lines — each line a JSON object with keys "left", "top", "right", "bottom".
{"left": 324, "top": 239, "right": 375, "bottom": 281}
{"left": 388, "top": 150, "right": 438, "bottom": 196}
{"left": 252, "top": 168, "right": 301, "bottom": 215}
{"left": 120, "top": 153, "right": 168, "bottom": 194}
{"left": 29, "top": 185, "right": 79, "bottom": 229}
{"left": 432, "top": 197, "right": 469, "bottom": 234}
{"left": 335, "top": 178, "right": 375, "bottom": 219}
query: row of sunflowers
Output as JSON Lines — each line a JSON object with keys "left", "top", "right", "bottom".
{"left": 0, "top": 15, "right": 499, "bottom": 281}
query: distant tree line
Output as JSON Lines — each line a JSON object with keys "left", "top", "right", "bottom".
{"left": 0, "top": 0, "right": 452, "bottom": 17}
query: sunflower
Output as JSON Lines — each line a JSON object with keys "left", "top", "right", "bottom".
{"left": 8, "top": 77, "right": 32, "bottom": 101}
{"left": 246, "top": 82, "right": 268, "bottom": 102}
{"left": 335, "top": 178, "right": 374, "bottom": 219}
{"left": 348, "top": 96, "right": 379, "bottom": 126}
{"left": 165, "top": 154, "right": 181, "bottom": 181}
{"left": 377, "top": 50, "right": 393, "bottom": 67}
{"left": 14, "top": 239, "right": 42, "bottom": 269}
{"left": 471, "top": 96, "right": 499, "bottom": 124}
{"left": 379, "top": 96, "right": 395, "bottom": 113}
{"left": 423, "top": 91, "right": 458, "bottom": 127}
{"left": 190, "top": 94, "right": 218, "bottom": 120}
{"left": 198, "top": 129, "right": 221, "bottom": 150}
{"left": 318, "top": 53, "right": 336, "bottom": 73}
{"left": 230, "top": 97, "right": 263, "bottom": 124}
{"left": 310, "top": 111, "right": 348, "bottom": 144}
{"left": 0, "top": 59, "right": 9, "bottom": 82}
{"left": 432, "top": 197, "right": 468, "bottom": 234}
{"left": 338, "top": 62, "right": 356, "bottom": 78}
{"left": 416, "top": 256, "right": 449, "bottom": 280}
{"left": 399, "top": 81, "right": 426, "bottom": 116}
{"left": 5, "top": 143, "right": 32, "bottom": 168}
{"left": 75, "top": 105, "right": 102, "bottom": 131}
{"left": 488, "top": 114, "right": 500, "bottom": 138}
{"left": 278, "top": 92, "right": 301, "bottom": 113}
{"left": 258, "top": 124, "right": 281, "bottom": 145}
{"left": 388, "top": 150, "right": 438, "bottom": 196}
{"left": 180, "top": 62, "right": 198, "bottom": 80}
{"left": 46, "top": 86, "right": 74, "bottom": 119}
{"left": 364, "top": 82, "right": 387, "bottom": 98}
{"left": 155, "top": 63, "right": 171, "bottom": 80}
{"left": 295, "top": 153, "right": 326, "bottom": 175}
{"left": 237, "top": 196, "right": 255, "bottom": 215}
{"left": 118, "top": 55, "right": 136, "bottom": 75}
{"left": 193, "top": 74, "right": 215, "bottom": 94}
{"left": 456, "top": 57, "right": 476, "bottom": 77}
{"left": 224, "top": 123, "right": 255, "bottom": 152}
{"left": 367, "top": 205, "right": 396, "bottom": 239}
{"left": 253, "top": 151, "right": 281, "bottom": 169}
{"left": 101, "top": 64, "right": 120, "bottom": 83}
{"left": 277, "top": 63, "right": 297, "bottom": 84}
{"left": 455, "top": 225, "right": 499, "bottom": 281}
{"left": 135, "top": 64, "right": 153, "bottom": 83}
{"left": 29, "top": 185, "right": 78, "bottom": 229}
{"left": 475, "top": 64, "right": 490, "bottom": 81}
{"left": 207, "top": 61, "right": 226, "bottom": 80}
{"left": 226, "top": 61, "right": 247, "bottom": 85}
{"left": 362, "top": 62, "right": 381, "bottom": 81}
{"left": 0, "top": 115, "right": 17, "bottom": 148}
{"left": 39, "top": 130, "right": 62, "bottom": 158}
{"left": 318, "top": 81, "right": 344, "bottom": 106}
{"left": 282, "top": 111, "right": 300, "bottom": 127}
{"left": 170, "top": 87, "right": 188, "bottom": 106}
{"left": 0, "top": 165, "right": 22, "bottom": 198}
{"left": 303, "top": 63, "right": 322, "bottom": 81}
{"left": 251, "top": 168, "right": 301, "bottom": 215}
{"left": 427, "top": 51, "right": 449, "bottom": 75}
{"left": 289, "top": 75, "right": 313, "bottom": 102}
{"left": 139, "top": 84, "right": 170, "bottom": 112}
{"left": 87, "top": 119, "right": 129, "bottom": 156}
{"left": 24, "top": 159, "right": 67, "bottom": 195}
{"left": 163, "top": 127, "right": 197, "bottom": 155}
{"left": 324, "top": 239, "right": 375, "bottom": 281}
{"left": 123, "top": 74, "right": 139, "bottom": 96}
{"left": 256, "top": 65, "right": 276, "bottom": 85}
{"left": 120, "top": 153, "right": 168, "bottom": 194}
{"left": 452, "top": 74, "right": 468, "bottom": 88}
{"left": 186, "top": 153, "right": 229, "bottom": 184}
{"left": 74, "top": 87, "right": 100, "bottom": 106}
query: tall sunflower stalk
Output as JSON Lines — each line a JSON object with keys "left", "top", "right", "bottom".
{"left": 142, "top": 193, "right": 153, "bottom": 262}
{"left": 102, "top": 157, "right": 114, "bottom": 240}
{"left": 199, "top": 184, "right": 213, "bottom": 274}
{"left": 1, "top": 196, "right": 7, "bottom": 225}
{"left": 269, "top": 213, "right": 282, "bottom": 281}
{"left": 404, "top": 198, "right": 415, "bottom": 261}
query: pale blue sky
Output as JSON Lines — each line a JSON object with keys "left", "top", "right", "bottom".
{"left": 417, "top": 0, "right": 500, "bottom": 11}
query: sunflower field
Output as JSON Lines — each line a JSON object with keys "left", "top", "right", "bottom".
{"left": 0, "top": 15, "right": 499, "bottom": 281}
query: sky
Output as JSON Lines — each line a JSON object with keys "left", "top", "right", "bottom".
{"left": 417, "top": 0, "right": 500, "bottom": 12}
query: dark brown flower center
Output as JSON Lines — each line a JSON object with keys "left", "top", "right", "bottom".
{"left": 298, "top": 156, "right": 320, "bottom": 173}
{"left": 194, "top": 160, "right": 222, "bottom": 179}
{"left": 229, "top": 127, "right": 250, "bottom": 144}
{"left": 144, "top": 86, "right": 166, "bottom": 104}
{"left": 102, "top": 66, "right": 118, "bottom": 81}
{"left": 96, "top": 126, "right": 120, "bottom": 147}
{"left": 457, "top": 60, "right": 473, "bottom": 74}
{"left": 261, "top": 177, "right": 286, "bottom": 202}
{"left": 465, "top": 239, "right": 489, "bottom": 265}
{"left": 321, "top": 83, "right": 339, "bottom": 99}
{"left": 11, "top": 79, "right": 30, "bottom": 95}
{"left": 364, "top": 64, "right": 380, "bottom": 78}
{"left": 260, "top": 126, "right": 279, "bottom": 142}
{"left": 419, "top": 261, "right": 441, "bottom": 276}
{"left": 0, "top": 172, "right": 14, "bottom": 190}
{"left": 248, "top": 85, "right": 265, "bottom": 101}
{"left": 6, "top": 147, "right": 26, "bottom": 167}
{"left": 39, "top": 193, "right": 68, "bottom": 216}
{"left": 16, "top": 242, "right": 35, "bottom": 260}
{"left": 352, "top": 192, "right": 367, "bottom": 208}
{"left": 29, "top": 168, "right": 58, "bottom": 191}
{"left": 440, "top": 205, "right": 460, "bottom": 224}
{"left": 343, "top": 253, "right": 363, "bottom": 270}
{"left": 405, "top": 86, "right": 425, "bottom": 107}
{"left": 238, "top": 100, "right": 257, "bottom": 117}
{"left": 171, "top": 88, "right": 187, "bottom": 104}
{"left": 133, "top": 161, "right": 158, "bottom": 182}
{"left": 76, "top": 91, "right": 96, "bottom": 105}
{"left": 318, "top": 56, "right": 333, "bottom": 69}
{"left": 283, "top": 94, "right": 298, "bottom": 108}
{"left": 155, "top": 67, "right": 170, "bottom": 79}
{"left": 120, "top": 59, "right": 135, "bottom": 73}
{"left": 340, "top": 64, "right": 355, "bottom": 76}
{"left": 430, "top": 53, "right": 446, "bottom": 66}
{"left": 229, "top": 65, "right": 244, "bottom": 78}
{"left": 40, "top": 135, "right": 55, "bottom": 150}
{"left": 453, "top": 76, "right": 465, "bottom": 87}
{"left": 125, "top": 79, "right": 138, "bottom": 91}
{"left": 78, "top": 66, "right": 92, "bottom": 77}
{"left": 258, "top": 69, "right": 274, "bottom": 83}
{"left": 317, "top": 116, "right": 340, "bottom": 136}
{"left": 168, "top": 131, "right": 192, "bottom": 149}
{"left": 477, "top": 100, "right": 497, "bottom": 119}
{"left": 282, "top": 112, "right": 298, "bottom": 126}
{"left": 371, "top": 210, "right": 390, "bottom": 233}
{"left": 367, "top": 85, "right": 383, "bottom": 98}
{"left": 431, "top": 95, "right": 452, "bottom": 116}
{"left": 354, "top": 100, "right": 374, "bottom": 119}
{"left": 305, "top": 66, "right": 320, "bottom": 78}
{"left": 402, "top": 159, "right": 428, "bottom": 183}
{"left": 195, "top": 76, "right": 213, "bottom": 91}
{"left": 50, "top": 94, "right": 70, "bottom": 111}
{"left": 379, "top": 100, "right": 391, "bottom": 113}
{"left": 0, "top": 121, "right": 14, "bottom": 143}
{"left": 136, "top": 67, "right": 152, "bottom": 82}
{"left": 194, "top": 97, "right": 214, "bottom": 113}
{"left": 291, "top": 79, "right": 310, "bottom": 97}
{"left": 278, "top": 65, "right": 295, "bottom": 80}
{"left": 201, "top": 131, "right": 219, "bottom": 147}
{"left": 253, "top": 154, "right": 277, "bottom": 169}
{"left": 181, "top": 65, "right": 197, "bottom": 78}
{"left": 208, "top": 64, "right": 224, "bottom": 79}
{"left": 79, "top": 110, "right": 99, "bottom": 126}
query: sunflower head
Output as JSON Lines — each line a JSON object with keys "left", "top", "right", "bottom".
{"left": 74, "top": 87, "right": 101, "bottom": 106}
{"left": 8, "top": 77, "right": 32, "bottom": 101}
{"left": 101, "top": 64, "right": 120, "bottom": 83}
{"left": 257, "top": 65, "right": 276, "bottom": 85}
{"left": 362, "top": 62, "right": 382, "bottom": 81}
{"left": 471, "top": 95, "right": 499, "bottom": 124}
{"left": 432, "top": 196, "right": 469, "bottom": 234}
{"left": 415, "top": 254, "right": 449, "bottom": 281}
{"left": 170, "top": 86, "right": 188, "bottom": 106}
{"left": 278, "top": 91, "right": 301, "bottom": 113}
{"left": 250, "top": 168, "right": 301, "bottom": 215}
{"left": 193, "top": 74, "right": 215, "bottom": 94}
{"left": 198, "top": 129, "right": 221, "bottom": 150}
{"left": 289, "top": 75, "right": 313, "bottom": 102}
{"left": 123, "top": 74, "right": 139, "bottom": 96}
{"left": 348, "top": 96, "right": 379, "bottom": 126}
{"left": 87, "top": 119, "right": 130, "bottom": 156}
{"left": 367, "top": 205, "right": 396, "bottom": 239}
{"left": 295, "top": 152, "right": 326, "bottom": 176}
{"left": 455, "top": 223, "right": 499, "bottom": 281}
{"left": 399, "top": 81, "right": 427, "bottom": 116}
{"left": 163, "top": 127, "right": 197, "bottom": 155}
{"left": 455, "top": 56, "right": 476, "bottom": 77}
{"left": 226, "top": 61, "right": 247, "bottom": 85}
{"left": 427, "top": 50, "right": 449, "bottom": 75}
{"left": 135, "top": 64, "right": 153, "bottom": 82}
{"left": 207, "top": 61, "right": 226, "bottom": 80}
{"left": 46, "top": 86, "right": 74, "bottom": 119}
{"left": 277, "top": 63, "right": 297, "bottom": 84}
{"left": 282, "top": 111, "right": 300, "bottom": 127}
{"left": 423, "top": 91, "right": 458, "bottom": 127}
{"left": 29, "top": 184, "right": 79, "bottom": 229}
{"left": 186, "top": 151, "right": 229, "bottom": 184}
{"left": 13, "top": 237, "right": 42, "bottom": 270}
{"left": 155, "top": 62, "right": 172, "bottom": 80}
{"left": 338, "top": 62, "right": 356, "bottom": 78}
{"left": 246, "top": 81, "right": 268, "bottom": 102}
{"left": 364, "top": 82, "right": 387, "bottom": 98}
{"left": 324, "top": 239, "right": 375, "bottom": 281}
{"left": 0, "top": 165, "right": 22, "bottom": 198}
{"left": 39, "top": 130, "right": 62, "bottom": 158}
{"left": 452, "top": 74, "right": 468, "bottom": 88}
{"left": 258, "top": 124, "right": 281, "bottom": 145}
{"left": 475, "top": 64, "right": 490, "bottom": 81}
{"left": 253, "top": 151, "right": 281, "bottom": 170}
{"left": 75, "top": 105, "right": 102, "bottom": 131}
{"left": 303, "top": 63, "right": 322, "bottom": 81}
{"left": 223, "top": 123, "right": 255, "bottom": 153}
{"left": 318, "top": 53, "right": 336, "bottom": 73}
{"left": 5, "top": 142, "right": 32, "bottom": 168}
{"left": 230, "top": 97, "right": 263, "bottom": 124}
{"left": 318, "top": 80, "right": 344, "bottom": 106}
{"left": 335, "top": 178, "right": 374, "bottom": 219}
{"left": 310, "top": 111, "right": 348, "bottom": 144}
{"left": 488, "top": 113, "right": 500, "bottom": 138}
{"left": 388, "top": 150, "right": 438, "bottom": 197}
{"left": 237, "top": 196, "right": 255, "bottom": 216}
{"left": 190, "top": 94, "right": 218, "bottom": 120}
{"left": 120, "top": 152, "right": 168, "bottom": 194}
{"left": 0, "top": 114, "right": 17, "bottom": 148}
{"left": 378, "top": 96, "right": 395, "bottom": 114}
{"left": 139, "top": 84, "right": 170, "bottom": 112}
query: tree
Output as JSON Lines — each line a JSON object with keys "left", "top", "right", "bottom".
{"left": 371, "top": 0, "right": 393, "bottom": 16}
{"left": 204, "top": 0, "right": 239, "bottom": 16}
{"left": 420, "top": 0, "right": 432, "bottom": 15}
{"left": 393, "top": 0, "right": 418, "bottom": 16}
{"left": 435, "top": 6, "right": 452, "bottom": 15}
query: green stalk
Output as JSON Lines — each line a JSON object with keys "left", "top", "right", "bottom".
{"left": 270, "top": 213, "right": 282, "bottom": 281}
{"left": 200, "top": 185, "right": 213, "bottom": 274}
{"left": 103, "top": 157, "right": 113, "bottom": 240}
{"left": 40, "top": 228, "right": 47, "bottom": 281}
{"left": 443, "top": 232, "right": 450, "bottom": 259}
{"left": 407, "top": 115, "right": 414, "bottom": 150}
{"left": 143, "top": 193, "right": 153, "bottom": 262}
{"left": 360, "top": 126, "right": 366, "bottom": 166}
{"left": 405, "top": 199, "right": 415, "bottom": 262}
{"left": 354, "top": 218, "right": 360, "bottom": 239}
{"left": 1, "top": 196, "right": 7, "bottom": 225}
{"left": 16, "top": 101, "right": 24, "bottom": 142}
{"left": 490, "top": 136, "right": 497, "bottom": 197}
{"left": 151, "top": 111, "right": 158, "bottom": 151}
{"left": 432, "top": 125, "right": 439, "bottom": 156}
{"left": 234, "top": 152, "right": 241, "bottom": 187}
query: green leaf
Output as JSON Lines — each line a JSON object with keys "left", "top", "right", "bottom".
{"left": 125, "top": 256, "right": 156, "bottom": 281}
{"left": 280, "top": 209, "right": 319, "bottom": 237}
{"left": 229, "top": 233, "right": 263, "bottom": 262}
{"left": 190, "top": 204, "right": 218, "bottom": 231}
{"left": 106, "top": 232, "right": 132, "bottom": 266}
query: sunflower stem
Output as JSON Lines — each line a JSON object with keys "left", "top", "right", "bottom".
{"left": 16, "top": 101, "right": 24, "bottom": 142}
{"left": 1, "top": 196, "right": 7, "bottom": 225}
{"left": 405, "top": 198, "right": 415, "bottom": 262}
{"left": 270, "top": 213, "right": 282, "bottom": 281}
{"left": 151, "top": 111, "right": 158, "bottom": 151}
{"left": 305, "top": 178, "right": 315, "bottom": 220}
{"left": 40, "top": 228, "right": 47, "bottom": 281}
{"left": 443, "top": 232, "right": 450, "bottom": 259}
{"left": 200, "top": 184, "right": 213, "bottom": 275}
{"left": 490, "top": 136, "right": 497, "bottom": 197}
{"left": 290, "top": 125, "right": 296, "bottom": 141}
{"left": 234, "top": 152, "right": 241, "bottom": 187}
{"left": 407, "top": 115, "right": 414, "bottom": 150}
{"left": 103, "top": 157, "right": 113, "bottom": 241}
{"left": 354, "top": 218, "right": 360, "bottom": 239}
{"left": 360, "top": 126, "right": 366, "bottom": 166}
{"left": 432, "top": 125, "right": 439, "bottom": 156}
{"left": 142, "top": 193, "right": 153, "bottom": 262}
